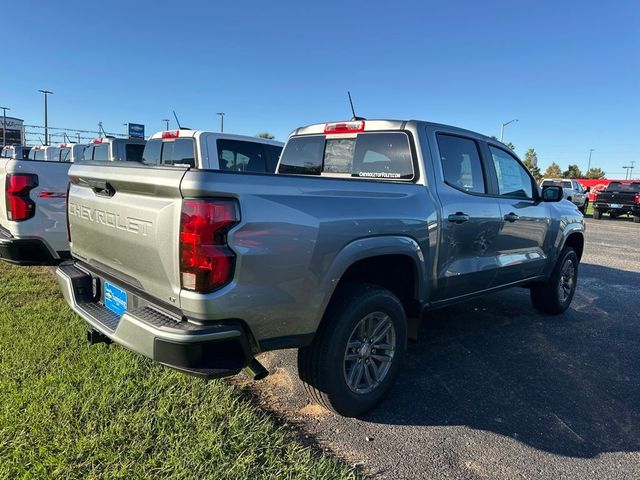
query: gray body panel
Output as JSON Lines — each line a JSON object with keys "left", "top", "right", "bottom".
{"left": 63, "top": 120, "right": 585, "bottom": 349}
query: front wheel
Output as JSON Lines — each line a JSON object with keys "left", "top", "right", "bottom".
{"left": 531, "top": 247, "right": 578, "bottom": 315}
{"left": 579, "top": 200, "right": 588, "bottom": 214}
{"left": 298, "top": 284, "right": 407, "bottom": 417}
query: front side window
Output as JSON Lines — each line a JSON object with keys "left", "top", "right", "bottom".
{"left": 82, "top": 146, "right": 94, "bottom": 161}
{"left": 489, "top": 146, "right": 533, "bottom": 199}
{"left": 436, "top": 134, "right": 485, "bottom": 194}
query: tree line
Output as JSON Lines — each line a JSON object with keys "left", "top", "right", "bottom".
{"left": 510, "top": 144, "right": 605, "bottom": 181}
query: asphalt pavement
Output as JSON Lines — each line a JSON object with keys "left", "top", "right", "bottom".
{"left": 249, "top": 216, "right": 640, "bottom": 479}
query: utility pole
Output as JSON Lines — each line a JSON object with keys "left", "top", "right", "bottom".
{"left": 586, "top": 148, "right": 595, "bottom": 175}
{"left": 0, "top": 106, "right": 9, "bottom": 147}
{"left": 630, "top": 160, "right": 636, "bottom": 179}
{"left": 622, "top": 166, "right": 631, "bottom": 180}
{"left": 76, "top": 133, "right": 81, "bottom": 143}
{"left": 216, "top": 112, "right": 225, "bottom": 133}
{"left": 500, "top": 118, "right": 518, "bottom": 142}
{"left": 162, "top": 118, "right": 170, "bottom": 130}
{"left": 38, "top": 90, "right": 53, "bottom": 146}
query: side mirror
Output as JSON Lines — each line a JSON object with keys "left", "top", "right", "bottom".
{"left": 542, "top": 185, "right": 563, "bottom": 202}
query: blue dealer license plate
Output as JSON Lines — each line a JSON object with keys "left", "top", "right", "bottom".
{"left": 104, "top": 281, "right": 127, "bottom": 316}
{"left": 610, "top": 203, "right": 620, "bottom": 208}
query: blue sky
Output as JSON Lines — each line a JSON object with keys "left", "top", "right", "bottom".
{"left": 2, "top": 0, "right": 638, "bottom": 177}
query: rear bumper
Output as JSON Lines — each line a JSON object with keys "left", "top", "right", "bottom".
{"left": 0, "top": 234, "right": 67, "bottom": 265}
{"left": 593, "top": 203, "right": 640, "bottom": 215}
{"left": 56, "top": 262, "right": 253, "bottom": 379}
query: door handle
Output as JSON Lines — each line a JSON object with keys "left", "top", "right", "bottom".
{"left": 448, "top": 212, "right": 470, "bottom": 224}
{"left": 504, "top": 212, "right": 519, "bottom": 222}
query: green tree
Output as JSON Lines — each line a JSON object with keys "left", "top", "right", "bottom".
{"left": 522, "top": 148, "right": 541, "bottom": 181}
{"left": 562, "top": 164, "right": 583, "bottom": 179}
{"left": 543, "top": 162, "right": 563, "bottom": 179}
{"left": 256, "top": 132, "right": 275, "bottom": 140}
{"left": 585, "top": 167, "right": 606, "bottom": 179}
{"left": 505, "top": 142, "right": 515, "bottom": 150}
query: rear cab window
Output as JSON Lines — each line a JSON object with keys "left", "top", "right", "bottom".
{"left": 278, "top": 131, "right": 414, "bottom": 181}
{"left": 143, "top": 138, "right": 195, "bottom": 167}
{"left": 29, "top": 148, "right": 45, "bottom": 161}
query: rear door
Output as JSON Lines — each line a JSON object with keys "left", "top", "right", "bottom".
{"left": 68, "top": 162, "right": 188, "bottom": 308}
{"left": 485, "top": 143, "right": 551, "bottom": 284}
{"left": 427, "top": 128, "right": 503, "bottom": 301}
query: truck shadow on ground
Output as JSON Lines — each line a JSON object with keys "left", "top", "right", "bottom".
{"left": 361, "top": 263, "right": 640, "bottom": 458}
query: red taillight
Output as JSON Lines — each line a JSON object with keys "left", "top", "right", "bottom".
{"left": 162, "top": 130, "right": 180, "bottom": 139}
{"left": 324, "top": 120, "right": 365, "bottom": 134}
{"left": 635, "top": 193, "right": 639, "bottom": 205}
{"left": 180, "top": 199, "right": 240, "bottom": 293}
{"left": 6, "top": 174, "right": 38, "bottom": 221}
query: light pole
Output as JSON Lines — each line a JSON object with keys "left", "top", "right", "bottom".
{"left": 38, "top": 90, "right": 53, "bottom": 145}
{"left": 162, "top": 119, "right": 170, "bottom": 130}
{"left": 500, "top": 118, "right": 518, "bottom": 142}
{"left": 216, "top": 112, "right": 225, "bottom": 133}
{"left": 586, "top": 148, "right": 595, "bottom": 175}
{"left": 0, "top": 106, "right": 9, "bottom": 147}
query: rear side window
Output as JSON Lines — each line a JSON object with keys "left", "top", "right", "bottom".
{"left": 266, "top": 145, "right": 283, "bottom": 172}
{"left": 142, "top": 139, "right": 162, "bottom": 165}
{"left": 125, "top": 143, "right": 144, "bottom": 162}
{"left": 436, "top": 134, "right": 485, "bottom": 194}
{"left": 93, "top": 144, "right": 109, "bottom": 161}
{"left": 1, "top": 147, "right": 10, "bottom": 158}
{"left": 278, "top": 132, "right": 413, "bottom": 180}
{"left": 217, "top": 139, "right": 268, "bottom": 173}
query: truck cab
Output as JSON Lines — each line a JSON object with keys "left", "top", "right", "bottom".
{"left": 28, "top": 145, "right": 62, "bottom": 162}
{"left": 57, "top": 143, "right": 87, "bottom": 163}
{"left": 1, "top": 145, "right": 31, "bottom": 160}
{"left": 141, "top": 129, "right": 283, "bottom": 171}
{"left": 82, "top": 137, "right": 146, "bottom": 162}
{"left": 540, "top": 178, "right": 589, "bottom": 213}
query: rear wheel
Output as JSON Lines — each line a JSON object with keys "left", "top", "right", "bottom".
{"left": 531, "top": 247, "right": 578, "bottom": 315}
{"left": 298, "top": 283, "right": 407, "bottom": 417}
{"left": 593, "top": 208, "right": 601, "bottom": 219}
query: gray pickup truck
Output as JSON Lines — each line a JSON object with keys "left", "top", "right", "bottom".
{"left": 57, "top": 119, "right": 585, "bottom": 416}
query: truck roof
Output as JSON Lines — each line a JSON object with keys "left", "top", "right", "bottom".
{"left": 149, "top": 129, "right": 283, "bottom": 147}
{"left": 289, "top": 119, "right": 499, "bottom": 143}
{"left": 89, "top": 136, "right": 146, "bottom": 145}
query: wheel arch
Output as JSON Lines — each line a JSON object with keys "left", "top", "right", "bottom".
{"left": 315, "top": 236, "right": 427, "bottom": 333}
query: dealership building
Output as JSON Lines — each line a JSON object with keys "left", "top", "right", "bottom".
{"left": 1, "top": 116, "right": 25, "bottom": 147}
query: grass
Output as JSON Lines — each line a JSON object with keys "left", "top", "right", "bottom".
{"left": 0, "top": 263, "right": 356, "bottom": 480}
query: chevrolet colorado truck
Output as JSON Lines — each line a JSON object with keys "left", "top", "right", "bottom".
{"left": 593, "top": 181, "right": 640, "bottom": 222}
{"left": 57, "top": 119, "right": 585, "bottom": 416}
{"left": 0, "top": 137, "right": 144, "bottom": 265}
{"left": 1, "top": 145, "right": 31, "bottom": 160}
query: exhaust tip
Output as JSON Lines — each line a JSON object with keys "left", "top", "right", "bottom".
{"left": 243, "top": 357, "right": 269, "bottom": 381}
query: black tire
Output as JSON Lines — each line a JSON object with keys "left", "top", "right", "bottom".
{"left": 298, "top": 283, "right": 407, "bottom": 417}
{"left": 609, "top": 212, "right": 619, "bottom": 219}
{"left": 593, "top": 208, "right": 601, "bottom": 220}
{"left": 634, "top": 216, "right": 640, "bottom": 224}
{"left": 531, "top": 247, "right": 578, "bottom": 315}
{"left": 579, "top": 200, "right": 588, "bottom": 214}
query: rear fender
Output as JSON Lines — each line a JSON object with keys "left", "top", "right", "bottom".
{"left": 316, "top": 236, "right": 426, "bottom": 326}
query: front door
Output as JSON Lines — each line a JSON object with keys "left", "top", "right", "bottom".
{"left": 486, "top": 144, "right": 551, "bottom": 285}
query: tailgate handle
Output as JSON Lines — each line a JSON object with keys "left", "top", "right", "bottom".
{"left": 87, "top": 179, "right": 116, "bottom": 197}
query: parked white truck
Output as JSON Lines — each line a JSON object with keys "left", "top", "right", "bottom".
{"left": 0, "top": 131, "right": 282, "bottom": 265}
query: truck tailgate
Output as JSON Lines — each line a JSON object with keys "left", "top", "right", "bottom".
{"left": 68, "top": 162, "right": 188, "bottom": 308}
